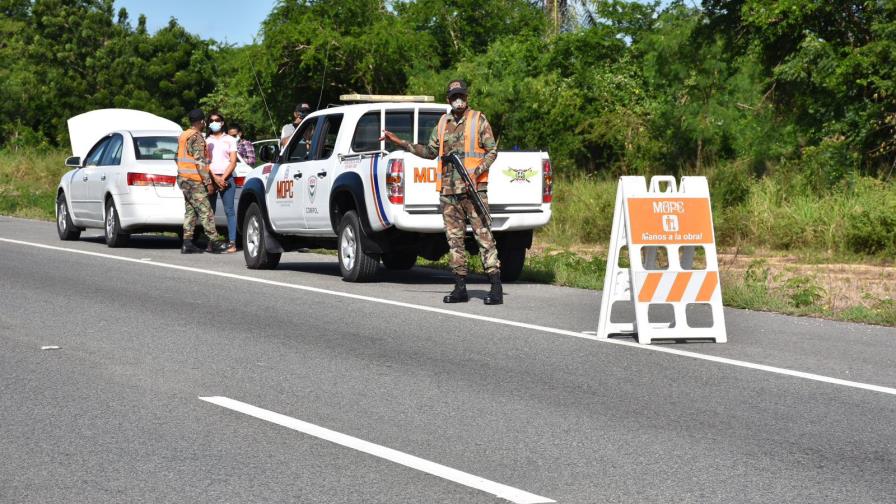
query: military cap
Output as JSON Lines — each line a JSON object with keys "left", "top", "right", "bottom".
{"left": 447, "top": 80, "right": 468, "bottom": 97}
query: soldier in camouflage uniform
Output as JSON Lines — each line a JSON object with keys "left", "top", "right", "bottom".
{"left": 381, "top": 80, "right": 503, "bottom": 305}
{"left": 176, "top": 109, "right": 228, "bottom": 254}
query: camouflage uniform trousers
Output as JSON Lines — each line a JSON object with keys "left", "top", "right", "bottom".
{"left": 178, "top": 178, "right": 221, "bottom": 241}
{"left": 440, "top": 192, "right": 500, "bottom": 276}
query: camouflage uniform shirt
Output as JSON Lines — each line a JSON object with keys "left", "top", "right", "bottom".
{"left": 400, "top": 110, "right": 498, "bottom": 195}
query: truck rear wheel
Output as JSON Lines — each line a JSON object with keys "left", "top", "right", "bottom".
{"left": 381, "top": 251, "right": 417, "bottom": 270}
{"left": 243, "top": 202, "right": 281, "bottom": 269}
{"left": 498, "top": 246, "right": 526, "bottom": 282}
{"left": 338, "top": 211, "right": 378, "bottom": 282}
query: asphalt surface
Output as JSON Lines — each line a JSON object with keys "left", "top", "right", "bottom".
{"left": 1, "top": 216, "right": 895, "bottom": 503}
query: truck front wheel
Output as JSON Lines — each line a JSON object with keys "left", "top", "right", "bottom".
{"left": 243, "top": 202, "right": 281, "bottom": 269}
{"left": 498, "top": 245, "right": 526, "bottom": 282}
{"left": 338, "top": 210, "right": 378, "bottom": 282}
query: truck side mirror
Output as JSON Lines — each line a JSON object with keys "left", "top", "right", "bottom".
{"left": 258, "top": 145, "right": 278, "bottom": 163}
{"left": 65, "top": 156, "right": 82, "bottom": 168}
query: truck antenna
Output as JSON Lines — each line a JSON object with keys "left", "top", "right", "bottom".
{"left": 316, "top": 42, "right": 331, "bottom": 110}
{"left": 250, "top": 54, "right": 277, "bottom": 137}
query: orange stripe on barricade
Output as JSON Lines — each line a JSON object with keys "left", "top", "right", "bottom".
{"left": 638, "top": 272, "right": 663, "bottom": 303}
{"left": 666, "top": 272, "right": 692, "bottom": 302}
{"left": 696, "top": 271, "right": 718, "bottom": 302}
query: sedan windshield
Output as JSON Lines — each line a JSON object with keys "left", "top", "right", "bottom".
{"left": 133, "top": 136, "right": 178, "bottom": 160}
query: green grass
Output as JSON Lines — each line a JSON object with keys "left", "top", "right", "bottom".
{"left": 0, "top": 148, "right": 68, "bottom": 220}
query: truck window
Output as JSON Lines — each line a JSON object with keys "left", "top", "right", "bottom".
{"left": 351, "top": 111, "right": 380, "bottom": 153}
{"left": 285, "top": 118, "right": 318, "bottom": 162}
{"left": 418, "top": 111, "right": 444, "bottom": 145}
{"left": 384, "top": 111, "right": 413, "bottom": 152}
{"left": 315, "top": 114, "right": 343, "bottom": 160}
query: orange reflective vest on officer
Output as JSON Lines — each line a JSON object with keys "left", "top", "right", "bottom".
{"left": 435, "top": 110, "right": 488, "bottom": 192}
{"left": 176, "top": 129, "right": 204, "bottom": 182}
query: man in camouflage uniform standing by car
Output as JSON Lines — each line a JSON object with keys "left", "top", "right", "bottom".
{"left": 381, "top": 80, "right": 503, "bottom": 305}
{"left": 176, "top": 109, "right": 227, "bottom": 254}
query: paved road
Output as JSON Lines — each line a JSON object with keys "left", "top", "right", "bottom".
{"left": 1, "top": 216, "right": 895, "bottom": 503}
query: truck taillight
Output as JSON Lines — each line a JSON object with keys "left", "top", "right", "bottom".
{"left": 127, "top": 172, "right": 176, "bottom": 187}
{"left": 386, "top": 159, "right": 405, "bottom": 204}
{"left": 542, "top": 159, "right": 553, "bottom": 203}
{"left": 234, "top": 177, "right": 246, "bottom": 187}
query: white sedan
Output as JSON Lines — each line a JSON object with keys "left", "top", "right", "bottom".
{"left": 56, "top": 109, "right": 251, "bottom": 246}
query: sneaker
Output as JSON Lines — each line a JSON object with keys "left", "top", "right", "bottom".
{"left": 206, "top": 239, "right": 229, "bottom": 254}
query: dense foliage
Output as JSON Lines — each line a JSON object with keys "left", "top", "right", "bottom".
{"left": 3, "top": 0, "right": 896, "bottom": 187}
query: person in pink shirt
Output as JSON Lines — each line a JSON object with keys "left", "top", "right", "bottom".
{"left": 205, "top": 111, "right": 238, "bottom": 253}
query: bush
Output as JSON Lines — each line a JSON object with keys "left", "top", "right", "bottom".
{"left": 844, "top": 178, "right": 896, "bottom": 256}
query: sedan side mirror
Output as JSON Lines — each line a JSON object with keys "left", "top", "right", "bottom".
{"left": 65, "top": 156, "right": 81, "bottom": 168}
{"left": 258, "top": 145, "right": 278, "bottom": 163}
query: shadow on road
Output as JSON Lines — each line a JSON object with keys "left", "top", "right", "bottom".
{"left": 80, "top": 234, "right": 181, "bottom": 249}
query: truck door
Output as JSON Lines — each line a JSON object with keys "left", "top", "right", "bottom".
{"left": 302, "top": 114, "right": 342, "bottom": 232}
{"left": 266, "top": 118, "right": 319, "bottom": 232}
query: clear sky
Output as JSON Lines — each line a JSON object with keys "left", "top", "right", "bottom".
{"left": 114, "top": 0, "right": 278, "bottom": 46}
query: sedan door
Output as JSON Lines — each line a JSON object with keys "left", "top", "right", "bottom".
{"left": 71, "top": 136, "right": 110, "bottom": 223}
{"left": 92, "top": 133, "right": 124, "bottom": 217}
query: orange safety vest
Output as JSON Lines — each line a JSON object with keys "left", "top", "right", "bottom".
{"left": 176, "top": 129, "right": 203, "bottom": 182}
{"left": 435, "top": 110, "right": 488, "bottom": 192}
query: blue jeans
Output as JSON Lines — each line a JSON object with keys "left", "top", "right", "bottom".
{"left": 208, "top": 177, "right": 237, "bottom": 243}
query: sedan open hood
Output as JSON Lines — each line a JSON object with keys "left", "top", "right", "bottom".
{"left": 68, "top": 109, "right": 182, "bottom": 159}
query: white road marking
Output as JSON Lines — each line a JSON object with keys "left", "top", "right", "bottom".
{"left": 3, "top": 237, "right": 896, "bottom": 397}
{"left": 199, "top": 396, "right": 555, "bottom": 504}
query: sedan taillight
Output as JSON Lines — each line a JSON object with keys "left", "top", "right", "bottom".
{"left": 386, "top": 159, "right": 405, "bottom": 204}
{"left": 127, "top": 173, "right": 176, "bottom": 187}
{"left": 234, "top": 177, "right": 246, "bottom": 188}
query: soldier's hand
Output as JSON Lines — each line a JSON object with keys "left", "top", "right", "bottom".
{"left": 378, "top": 130, "right": 402, "bottom": 146}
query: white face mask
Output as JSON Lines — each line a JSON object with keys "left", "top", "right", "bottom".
{"left": 209, "top": 122, "right": 223, "bottom": 133}
{"left": 451, "top": 98, "right": 467, "bottom": 112}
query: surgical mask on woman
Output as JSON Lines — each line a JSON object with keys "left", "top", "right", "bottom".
{"left": 209, "top": 121, "right": 223, "bottom": 133}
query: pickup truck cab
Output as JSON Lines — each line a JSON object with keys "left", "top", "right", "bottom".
{"left": 237, "top": 97, "right": 553, "bottom": 282}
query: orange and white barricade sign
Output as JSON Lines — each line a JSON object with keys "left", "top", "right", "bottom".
{"left": 597, "top": 176, "right": 727, "bottom": 344}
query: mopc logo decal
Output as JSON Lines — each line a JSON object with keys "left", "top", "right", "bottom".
{"left": 275, "top": 180, "right": 294, "bottom": 199}
{"left": 503, "top": 167, "right": 537, "bottom": 183}
{"left": 307, "top": 175, "right": 318, "bottom": 203}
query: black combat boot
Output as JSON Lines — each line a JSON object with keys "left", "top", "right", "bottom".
{"left": 483, "top": 271, "right": 503, "bottom": 305}
{"left": 443, "top": 275, "right": 469, "bottom": 303}
{"left": 181, "top": 239, "right": 204, "bottom": 254}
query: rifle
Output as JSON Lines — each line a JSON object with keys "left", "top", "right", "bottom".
{"left": 442, "top": 152, "right": 492, "bottom": 227}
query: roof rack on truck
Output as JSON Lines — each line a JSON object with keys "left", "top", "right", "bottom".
{"left": 339, "top": 94, "right": 435, "bottom": 103}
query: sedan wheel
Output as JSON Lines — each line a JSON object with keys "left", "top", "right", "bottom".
{"left": 56, "top": 193, "right": 81, "bottom": 241}
{"left": 104, "top": 199, "right": 129, "bottom": 248}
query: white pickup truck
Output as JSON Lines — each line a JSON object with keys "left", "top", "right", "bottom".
{"left": 236, "top": 98, "right": 553, "bottom": 282}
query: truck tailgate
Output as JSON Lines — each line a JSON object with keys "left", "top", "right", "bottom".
{"left": 402, "top": 152, "right": 544, "bottom": 208}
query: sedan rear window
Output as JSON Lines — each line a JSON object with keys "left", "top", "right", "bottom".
{"left": 133, "top": 136, "right": 179, "bottom": 160}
